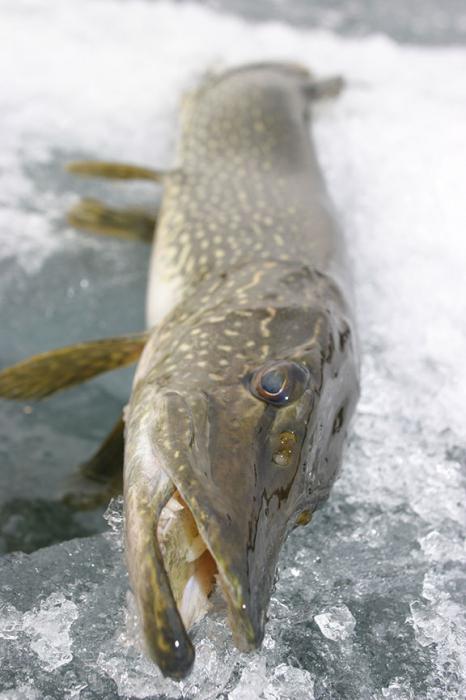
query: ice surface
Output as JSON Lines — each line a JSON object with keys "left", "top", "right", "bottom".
{"left": 1, "top": 0, "right": 466, "bottom": 698}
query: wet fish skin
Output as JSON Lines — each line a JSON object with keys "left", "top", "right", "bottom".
{"left": 124, "top": 63, "right": 360, "bottom": 678}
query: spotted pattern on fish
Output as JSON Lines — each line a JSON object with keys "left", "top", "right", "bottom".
{"left": 125, "top": 62, "right": 360, "bottom": 680}
{"left": 147, "top": 65, "right": 349, "bottom": 327}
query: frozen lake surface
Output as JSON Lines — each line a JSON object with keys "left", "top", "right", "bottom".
{"left": 0, "top": 0, "right": 465, "bottom": 698}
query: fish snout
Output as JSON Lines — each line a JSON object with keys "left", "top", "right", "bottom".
{"left": 124, "top": 383, "right": 309, "bottom": 678}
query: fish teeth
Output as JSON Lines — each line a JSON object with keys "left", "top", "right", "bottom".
{"left": 186, "top": 534, "right": 207, "bottom": 562}
{"left": 157, "top": 494, "right": 185, "bottom": 539}
{"left": 179, "top": 573, "right": 210, "bottom": 629}
{"left": 167, "top": 497, "right": 185, "bottom": 512}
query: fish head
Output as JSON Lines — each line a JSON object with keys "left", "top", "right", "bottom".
{"left": 124, "top": 267, "right": 359, "bottom": 678}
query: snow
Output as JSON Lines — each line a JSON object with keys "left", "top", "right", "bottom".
{"left": 0, "top": 0, "right": 466, "bottom": 698}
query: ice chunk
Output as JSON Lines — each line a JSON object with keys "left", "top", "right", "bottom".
{"left": 409, "top": 600, "right": 448, "bottom": 648}
{"left": 314, "top": 605, "right": 356, "bottom": 641}
{"left": 419, "top": 530, "right": 466, "bottom": 563}
{"left": 380, "top": 679, "right": 415, "bottom": 699}
{"left": 263, "top": 664, "right": 315, "bottom": 700}
{"left": 215, "top": 658, "right": 315, "bottom": 700}
{"left": 0, "top": 602, "right": 22, "bottom": 641}
{"left": 229, "top": 658, "right": 269, "bottom": 700}
{"left": 0, "top": 593, "right": 78, "bottom": 673}
{"left": 408, "top": 527, "right": 466, "bottom": 692}
{"left": 22, "top": 593, "right": 78, "bottom": 671}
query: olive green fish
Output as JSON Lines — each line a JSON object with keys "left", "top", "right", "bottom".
{"left": 0, "top": 63, "right": 359, "bottom": 679}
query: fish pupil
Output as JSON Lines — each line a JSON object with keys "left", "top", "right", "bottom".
{"left": 261, "top": 369, "right": 285, "bottom": 395}
{"left": 249, "top": 361, "right": 308, "bottom": 407}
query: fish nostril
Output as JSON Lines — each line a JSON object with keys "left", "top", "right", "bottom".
{"left": 272, "top": 430, "right": 297, "bottom": 466}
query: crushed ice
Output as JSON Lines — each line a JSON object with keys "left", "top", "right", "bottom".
{"left": 314, "top": 605, "right": 356, "bottom": 641}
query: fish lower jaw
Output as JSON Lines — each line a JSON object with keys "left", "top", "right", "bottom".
{"left": 157, "top": 489, "right": 218, "bottom": 631}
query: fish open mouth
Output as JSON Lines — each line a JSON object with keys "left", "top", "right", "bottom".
{"left": 157, "top": 489, "right": 218, "bottom": 632}
{"left": 147, "top": 478, "right": 263, "bottom": 679}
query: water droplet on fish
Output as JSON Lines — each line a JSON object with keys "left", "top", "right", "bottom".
{"left": 272, "top": 451, "right": 290, "bottom": 466}
{"left": 272, "top": 431, "right": 297, "bottom": 466}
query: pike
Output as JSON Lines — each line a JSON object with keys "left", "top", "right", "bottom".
{"left": 0, "top": 63, "right": 359, "bottom": 679}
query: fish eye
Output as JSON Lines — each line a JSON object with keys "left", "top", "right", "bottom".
{"left": 249, "top": 361, "right": 309, "bottom": 407}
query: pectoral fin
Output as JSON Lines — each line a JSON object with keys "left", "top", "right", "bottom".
{"left": 68, "top": 198, "right": 156, "bottom": 241}
{"left": 0, "top": 333, "right": 148, "bottom": 400}
{"left": 67, "top": 161, "right": 167, "bottom": 182}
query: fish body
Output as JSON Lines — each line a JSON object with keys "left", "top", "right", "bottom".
{"left": 124, "top": 64, "right": 360, "bottom": 678}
